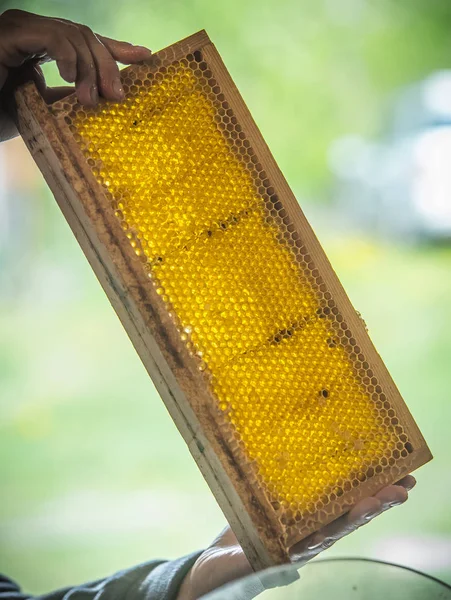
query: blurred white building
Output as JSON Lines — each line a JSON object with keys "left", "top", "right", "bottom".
{"left": 329, "top": 70, "right": 451, "bottom": 242}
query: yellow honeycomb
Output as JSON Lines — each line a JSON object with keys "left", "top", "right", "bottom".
{"left": 55, "top": 52, "right": 411, "bottom": 521}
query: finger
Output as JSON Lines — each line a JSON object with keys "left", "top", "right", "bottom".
{"left": 44, "top": 33, "right": 77, "bottom": 84}
{"left": 0, "top": 63, "right": 42, "bottom": 143}
{"left": 395, "top": 475, "right": 416, "bottom": 491}
{"left": 0, "top": 48, "right": 29, "bottom": 69}
{"left": 0, "top": 64, "right": 7, "bottom": 91}
{"left": 8, "top": 64, "right": 71, "bottom": 105}
{"left": 31, "top": 32, "right": 77, "bottom": 84}
{"left": 325, "top": 496, "right": 383, "bottom": 539}
{"left": 64, "top": 24, "right": 97, "bottom": 106}
{"left": 373, "top": 484, "right": 408, "bottom": 510}
{"left": 78, "top": 27, "right": 123, "bottom": 102}
{"left": 3, "top": 20, "right": 95, "bottom": 105}
{"left": 289, "top": 478, "right": 413, "bottom": 562}
{"left": 346, "top": 495, "right": 384, "bottom": 525}
{"left": 0, "top": 25, "right": 77, "bottom": 84}
{"left": 42, "top": 85, "right": 75, "bottom": 104}
{"left": 97, "top": 35, "right": 152, "bottom": 64}
{"left": 289, "top": 496, "right": 383, "bottom": 561}
{"left": 2, "top": 62, "right": 45, "bottom": 97}
{"left": 51, "top": 19, "right": 152, "bottom": 65}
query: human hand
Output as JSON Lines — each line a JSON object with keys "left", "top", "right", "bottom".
{"left": 0, "top": 9, "right": 152, "bottom": 140}
{"left": 177, "top": 475, "right": 416, "bottom": 600}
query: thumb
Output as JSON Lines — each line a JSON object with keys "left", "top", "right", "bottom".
{"left": 2, "top": 62, "right": 73, "bottom": 105}
{"left": 4, "top": 62, "right": 46, "bottom": 94}
{"left": 0, "top": 64, "right": 7, "bottom": 92}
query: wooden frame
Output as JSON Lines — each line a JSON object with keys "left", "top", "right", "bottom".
{"left": 11, "top": 30, "right": 432, "bottom": 570}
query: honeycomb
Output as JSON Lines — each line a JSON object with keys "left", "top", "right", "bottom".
{"left": 53, "top": 51, "right": 411, "bottom": 529}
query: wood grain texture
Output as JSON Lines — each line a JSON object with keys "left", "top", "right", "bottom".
{"left": 12, "top": 29, "right": 432, "bottom": 569}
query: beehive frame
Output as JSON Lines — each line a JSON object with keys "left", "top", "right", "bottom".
{"left": 12, "top": 30, "right": 431, "bottom": 570}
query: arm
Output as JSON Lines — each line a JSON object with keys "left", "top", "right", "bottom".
{"left": 0, "top": 476, "right": 415, "bottom": 600}
{"left": 0, "top": 9, "right": 152, "bottom": 142}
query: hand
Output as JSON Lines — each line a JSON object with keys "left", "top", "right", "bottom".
{"left": 0, "top": 9, "right": 152, "bottom": 140}
{"left": 177, "top": 475, "right": 416, "bottom": 600}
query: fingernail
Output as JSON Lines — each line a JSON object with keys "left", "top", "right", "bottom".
{"left": 388, "top": 500, "right": 403, "bottom": 508}
{"left": 307, "top": 541, "right": 323, "bottom": 550}
{"left": 113, "top": 78, "right": 125, "bottom": 100}
{"left": 362, "top": 509, "right": 381, "bottom": 521}
{"left": 90, "top": 84, "right": 98, "bottom": 105}
{"left": 307, "top": 535, "right": 325, "bottom": 551}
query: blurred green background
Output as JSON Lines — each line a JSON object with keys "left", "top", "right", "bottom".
{"left": 0, "top": 0, "right": 450, "bottom": 595}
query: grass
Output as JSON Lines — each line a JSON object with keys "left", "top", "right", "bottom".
{"left": 0, "top": 190, "right": 450, "bottom": 594}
